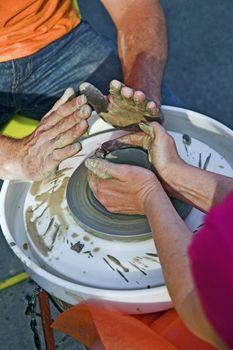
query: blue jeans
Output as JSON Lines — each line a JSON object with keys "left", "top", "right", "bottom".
{"left": 0, "top": 20, "right": 183, "bottom": 126}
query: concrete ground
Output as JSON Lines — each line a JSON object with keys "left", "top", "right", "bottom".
{"left": 0, "top": 1, "right": 232, "bottom": 349}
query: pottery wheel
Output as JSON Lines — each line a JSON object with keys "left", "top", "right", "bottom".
{"left": 23, "top": 129, "right": 210, "bottom": 290}
{"left": 2, "top": 107, "right": 232, "bottom": 310}
{"left": 66, "top": 147, "right": 192, "bottom": 239}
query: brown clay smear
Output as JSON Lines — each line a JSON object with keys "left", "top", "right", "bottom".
{"left": 26, "top": 173, "right": 72, "bottom": 256}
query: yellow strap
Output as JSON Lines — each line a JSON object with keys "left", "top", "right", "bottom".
{"left": 0, "top": 272, "right": 29, "bottom": 291}
{"left": 74, "top": 0, "right": 81, "bottom": 18}
{"left": 1, "top": 115, "right": 38, "bottom": 139}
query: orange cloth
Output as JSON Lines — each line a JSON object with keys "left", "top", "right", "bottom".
{"left": 52, "top": 305, "right": 217, "bottom": 350}
{"left": 0, "top": 0, "right": 80, "bottom": 62}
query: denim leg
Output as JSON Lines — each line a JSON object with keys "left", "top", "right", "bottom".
{"left": 0, "top": 61, "right": 16, "bottom": 125}
{"left": 17, "top": 21, "right": 123, "bottom": 120}
{"left": 0, "top": 20, "right": 183, "bottom": 124}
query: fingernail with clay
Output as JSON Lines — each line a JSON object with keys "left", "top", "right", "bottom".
{"left": 79, "top": 105, "right": 92, "bottom": 118}
{"left": 85, "top": 158, "right": 112, "bottom": 179}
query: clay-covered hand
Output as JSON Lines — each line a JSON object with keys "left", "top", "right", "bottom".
{"left": 79, "top": 80, "right": 164, "bottom": 129}
{"left": 102, "top": 122, "right": 184, "bottom": 182}
{"left": 85, "top": 158, "right": 163, "bottom": 215}
{"left": 4, "top": 88, "right": 91, "bottom": 180}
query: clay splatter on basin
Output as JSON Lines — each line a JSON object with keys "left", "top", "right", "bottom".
{"left": 23, "top": 128, "right": 232, "bottom": 291}
{"left": 1, "top": 107, "right": 233, "bottom": 311}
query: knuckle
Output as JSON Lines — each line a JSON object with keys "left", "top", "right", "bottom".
{"left": 59, "top": 118, "right": 68, "bottom": 128}
{"left": 107, "top": 206, "right": 117, "bottom": 213}
{"left": 34, "top": 123, "right": 48, "bottom": 137}
{"left": 51, "top": 149, "right": 60, "bottom": 161}
{"left": 55, "top": 133, "right": 63, "bottom": 144}
{"left": 56, "top": 104, "right": 66, "bottom": 116}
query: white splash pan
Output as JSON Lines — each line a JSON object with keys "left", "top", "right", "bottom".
{"left": 1, "top": 106, "right": 233, "bottom": 314}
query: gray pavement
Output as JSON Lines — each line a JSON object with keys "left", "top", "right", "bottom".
{"left": 1, "top": 1, "right": 233, "bottom": 349}
{"left": 162, "top": 0, "right": 233, "bottom": 130}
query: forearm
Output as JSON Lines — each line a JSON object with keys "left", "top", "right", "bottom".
{"left": 163, "top": 161, "right": 233, "bottom": 212}
{"left": 145, "top": 187, "right": 194, "bottom": 308}
{"left": 101, "top": 0, "right": 167, "bottom": 102}
{"left": 144, "top": 188, "right": 223, "bottom": 347}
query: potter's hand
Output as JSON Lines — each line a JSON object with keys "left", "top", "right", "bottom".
{"left": 80, "top": 80, "right": 163, "bottom": 128}
{"left": 0, "top": 88, "right": 91, "bottom": 180}
{"left": 85, "top": 158, "right": 163, "bottom": 215}
{"left": 110, "top": 122, "right": 233, "bottom": 213}
{"left": 104, "top": 122, "right": 184, "bottom": 182}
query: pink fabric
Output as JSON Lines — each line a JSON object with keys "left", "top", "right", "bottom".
{"left": 189, "top": 191, "right": 233, "bottom": 348}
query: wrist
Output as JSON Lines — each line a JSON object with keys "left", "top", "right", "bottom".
{"left": 160, "top": 157, "right": 186, "bottom": 181}
{"left": 0, "top": 136, "right": 26, "bottom": 180}
{"left": 159, "top": 159, "right": 188, "bottom": 192}
{"left": 143, "top": 180, "right": 165, "bottom": 215}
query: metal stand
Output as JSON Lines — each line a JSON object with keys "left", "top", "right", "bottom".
{"left": 38, "top": 290, "right": 56, "bottom": 350}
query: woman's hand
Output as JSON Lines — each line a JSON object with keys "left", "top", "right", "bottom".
{"left": 85, "top": 158, "right": 163, "bottom": 215}
{"left": 108, "top": 121, "right": 184, "bottom": 182}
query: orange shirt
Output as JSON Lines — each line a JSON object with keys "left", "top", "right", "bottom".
{"left": 0, "top": 0, "right": 81, "bottom": 62}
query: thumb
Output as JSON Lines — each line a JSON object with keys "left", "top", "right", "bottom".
{"left": 140, "top": 121, "right": 169, "bottom": 140}
{"left": 139, "top": 122, "right": 155, "bottom": 139}
{"left": 85, "top": 158, "right": 124, "bottom": 180}
{"left": 79, "top": 82, "right": 108, "bottom": 114}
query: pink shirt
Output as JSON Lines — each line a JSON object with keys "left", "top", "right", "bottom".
{"left": 189, "top": 191, "right": 233, "bottom": 348}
